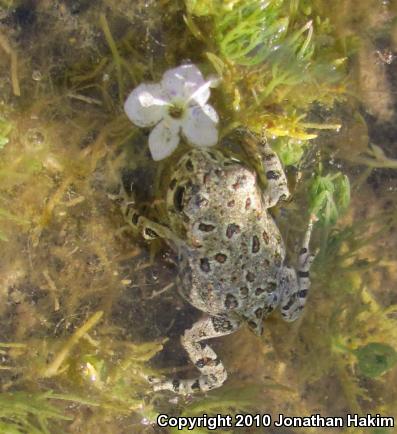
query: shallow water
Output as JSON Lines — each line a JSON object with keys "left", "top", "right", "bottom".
{"left": 0, "top": 1, "right": 396, "bottom": 433}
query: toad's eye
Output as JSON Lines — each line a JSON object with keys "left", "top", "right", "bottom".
{"left": 174, "top": 186, "right": 185, "bottom": 212}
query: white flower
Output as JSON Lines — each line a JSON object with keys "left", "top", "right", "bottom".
{"left": 124, "top": 64, "right": 219, "bottom": 161}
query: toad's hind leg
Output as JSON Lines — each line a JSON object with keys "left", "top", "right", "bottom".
{"left": 278, "top": 219, "right": 315, "bottom": 322}
{"left": 154, "top": 315, "right": 241, "bottom": 394}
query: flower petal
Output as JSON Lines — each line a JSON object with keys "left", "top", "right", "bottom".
{"left": 148, "top": 119, "right": 181, "bottom": 160}
{"left": 162, "top": 64, "right": 210, "bottom": 106}
{"left": 182, "top": 104, "right": 219, "bottom": 147}
{"left": 124, "top": 83, "right": 168, "bottom": 128}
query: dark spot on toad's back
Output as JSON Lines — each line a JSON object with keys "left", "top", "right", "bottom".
{"left": 255, "top": 287, "right": 265, "bottom": 296}
{"left": 262, "top": 231, "right": 269, "bottom": 244}
{"left": 240, "top": 286, "right": 249, "bottom": 297}
{"left": 252, "top": 235, "right": 260, "bottom": 253}
{"left": 226, "top": 223, "right": 240, "bottom": 238}
{"left": 215, "top": 253, "right": 227, "bottom": 263}
{"left": 200, "top": 257, "right": 211, "bottom": 272}
{"left": 225, "top": 293, "right": 238, "bottom": 309}
{"left": 246, "top": 271, "right": 255, "bottom": 282}
{"left": 232, "top": 175, "right": 247, "bottom": 190}
{"left": 198, "top": 222, "right": 215, "bottom": 232}
{"left": 267, "top": 282, "right": 277, "bottom": 292}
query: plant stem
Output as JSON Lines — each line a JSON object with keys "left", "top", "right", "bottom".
{"left": 42, "top": 311, "right": 103, "bottom": 378}
{"left": 100, "top": 14, "right": 124, "bottom": 105}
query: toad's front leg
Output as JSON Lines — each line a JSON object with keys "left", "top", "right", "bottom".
{"left": 119, "top": 191, "right": 179, "bottom": 244}
{"left": 153, "top": 315, "right": 241, "bottom": 394}
{"left": 244, "top": 131, "right": 290, "bottom": 207}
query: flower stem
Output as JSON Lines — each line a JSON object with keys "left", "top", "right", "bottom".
{"left": 100, "top": 14, "right": 124, "bottom": 105}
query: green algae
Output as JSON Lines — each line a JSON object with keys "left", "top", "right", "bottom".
{"left": 0, "top": 391, "right": 72, "bottom": 434}
{"left": 309, "top": 169, "right": 350, "bottom": 226}
{"left": 0, "top": 0, "right": 396, "bottom": 432}
{"left": 354, "top": 343, "right": 397, "bottom": 379}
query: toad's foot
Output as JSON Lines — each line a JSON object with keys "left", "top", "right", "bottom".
{"left": 153, "top": 315, "right": 241, "bottom": 394}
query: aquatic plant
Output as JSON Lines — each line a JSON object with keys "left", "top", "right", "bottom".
{"left": 169, "top": 385, "right": 263, "bottom": 434}
{"left": 216, "top": 1, "right": 314, "bottom": 68}
{"left": 354, "top": 343, "right": 397, "bottom": 379}
{"left": 184, "top": 0, "right": 347, "bottom": 144}
{"left": 0, "top": 314, "right": 166, "bottom": 428}
{"left": 0, "top": 116, "right": 12, "bottom": 149}
{"left": 0, "top": 391, "right": 72, "bottom": 434}
{"left": 0, "top": 115, "right": 34, "bottom": 241}
{"left": 298, "top": 209, "right": 397, "bottom": 416}
{"left": 271, "top": 136, "right": 306, "bottom": 166}
{"left": 308, "top": 170, "right": 350, "bottom": 226}
{"left": 350, "top": 143, "right": 397, "bottom": 170}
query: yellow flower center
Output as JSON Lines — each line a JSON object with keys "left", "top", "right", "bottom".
{"left": 168, "top": 104, "right": 184, "bottom": 119}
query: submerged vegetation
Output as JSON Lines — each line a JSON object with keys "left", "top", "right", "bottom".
{"left": 0, "top": 0, "right": 396, "bottom": 432}
{"left": 0, "top": 391, "right": 71, "bottom": 434}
